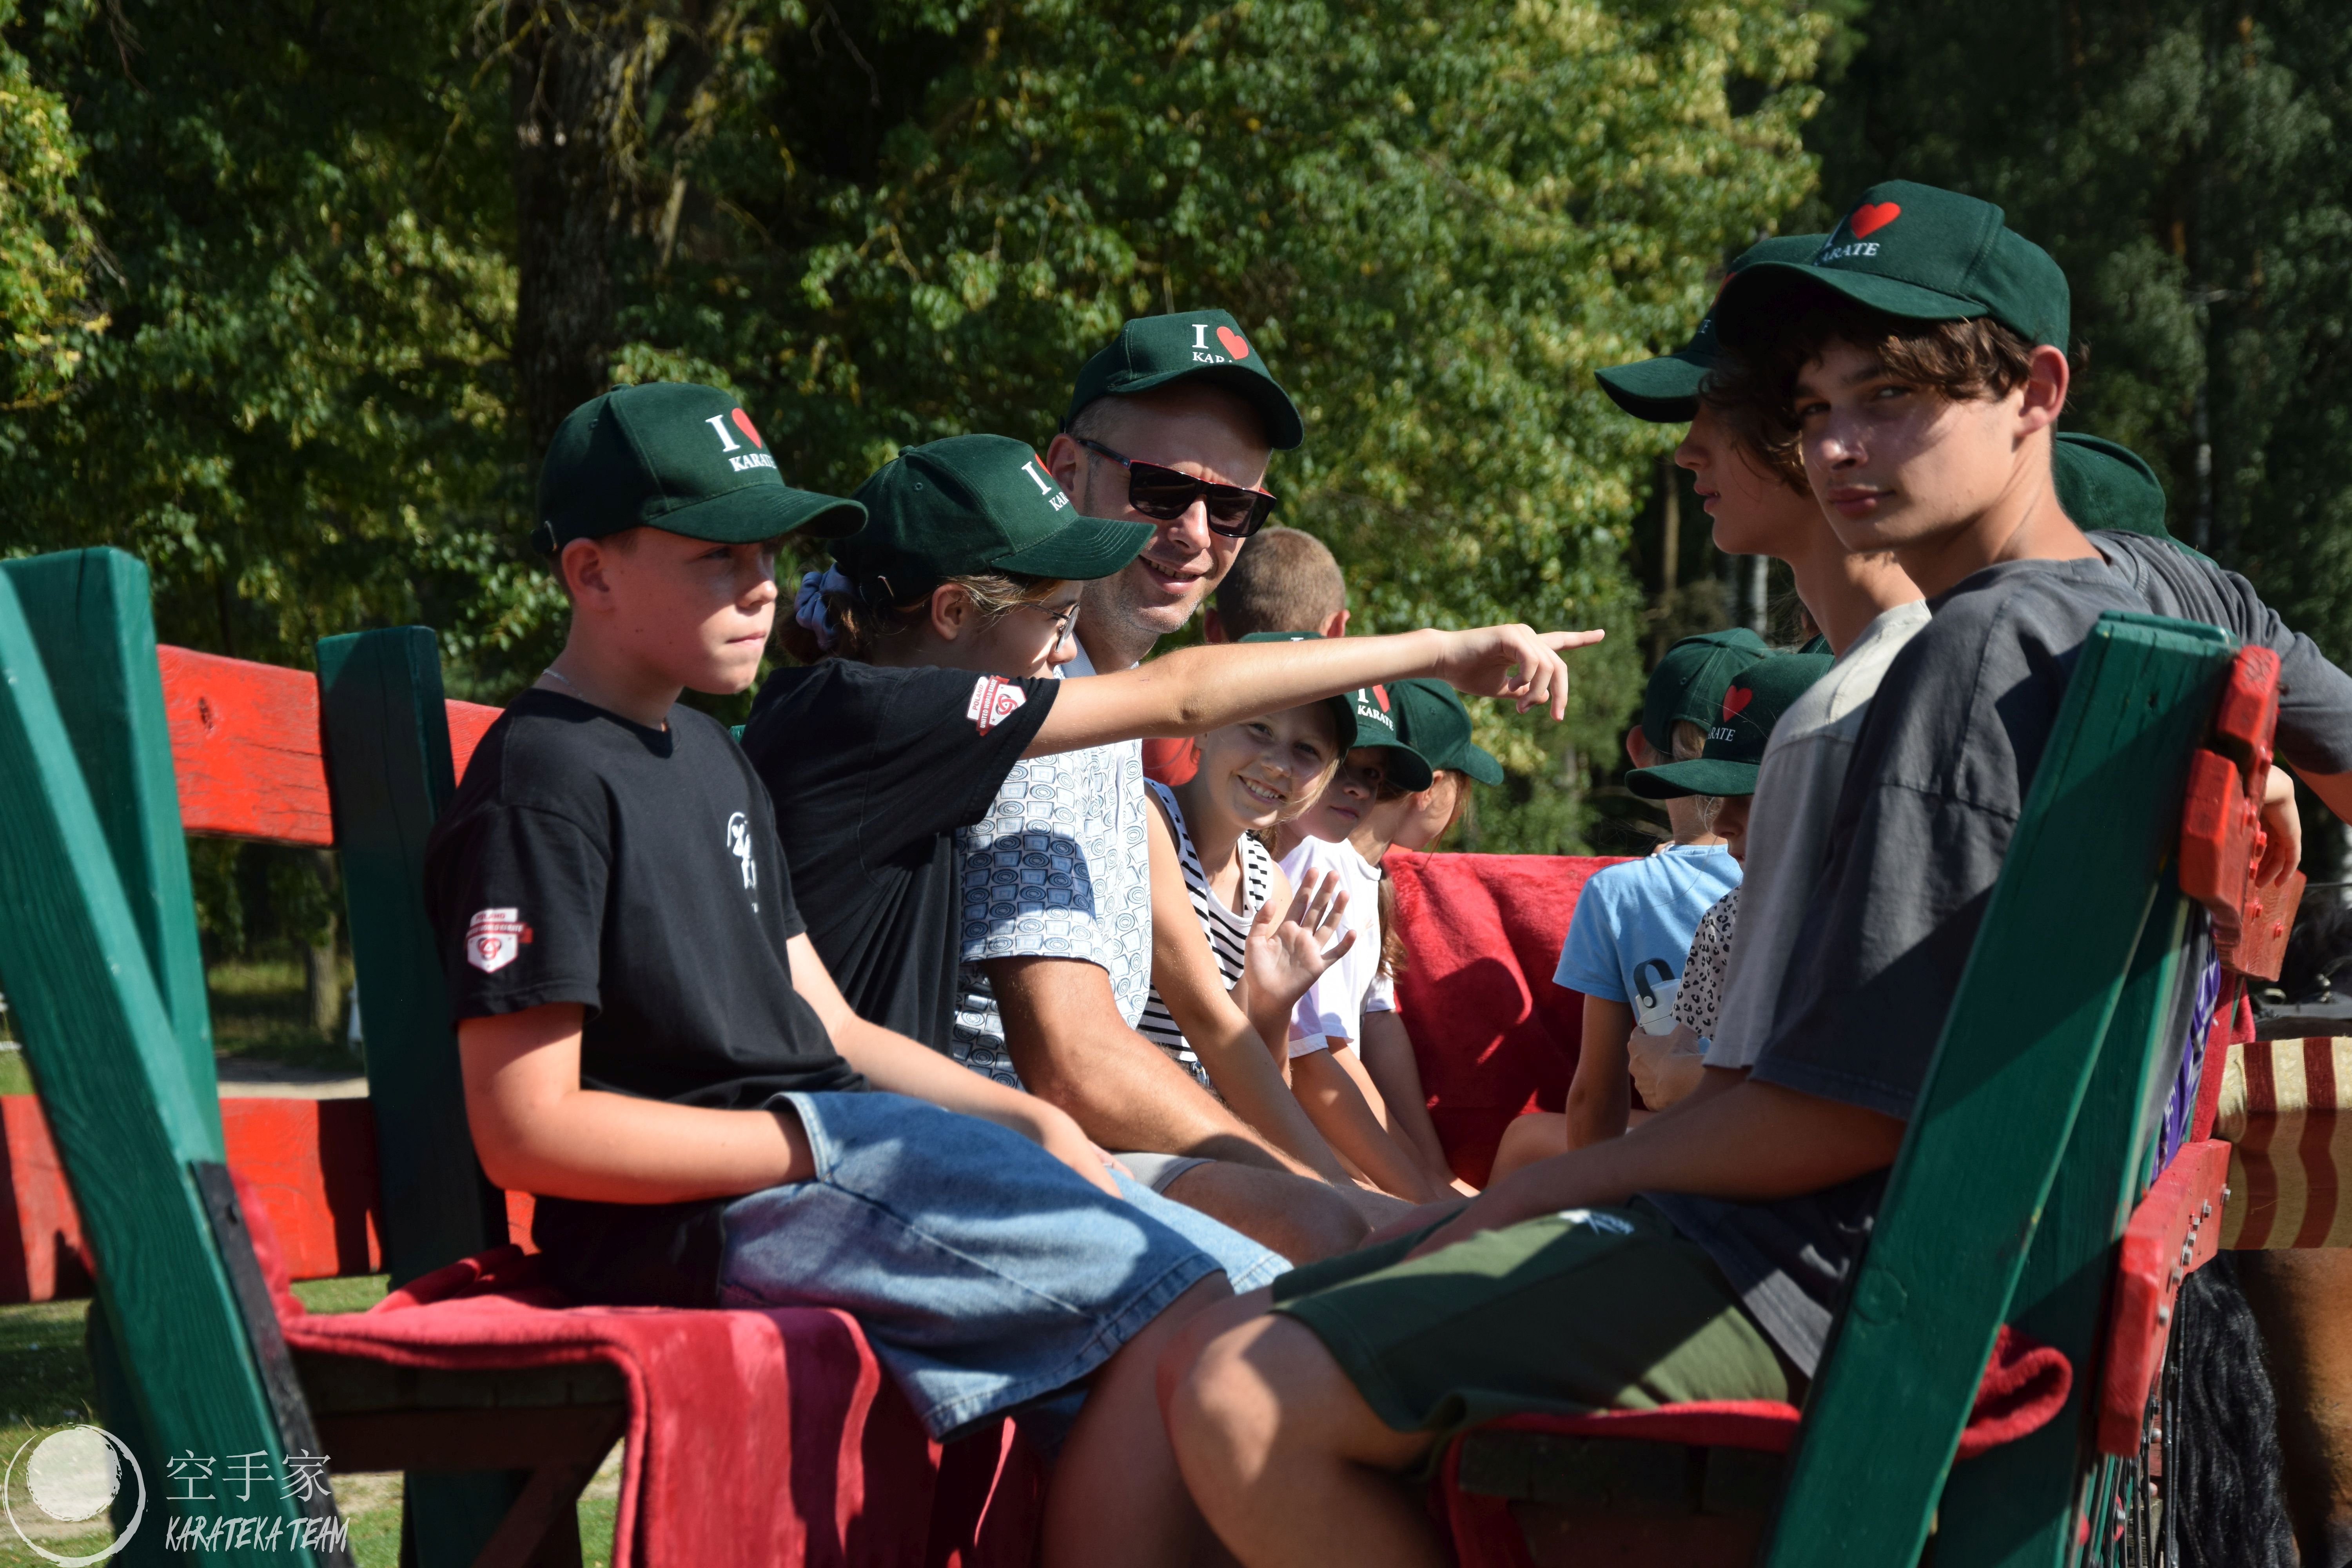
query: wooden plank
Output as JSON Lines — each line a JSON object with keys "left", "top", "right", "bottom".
{"left": 156, "top": 644, "right": 500, "bottom": 844}
{"left": 314, "top": 628, "right": 521, "bottom": 1568}
{"left": 316, "top": 628, "right": 503, "bottom": 1287}
{"left": 1933, "top": 894, "right": 2194, "bottom": 1566}
{"left": 2, "top": 552, "right": 217, "bottom": 1104}
{"left": 0, "top": 571, "right": 325, "bottom": 1564}
{"left": 1759, "top": 613, "right": 2235, "bottom": 1568}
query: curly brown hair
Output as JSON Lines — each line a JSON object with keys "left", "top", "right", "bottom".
{"left": 1703, "top": 279, "right": 2043, "bottom": 489}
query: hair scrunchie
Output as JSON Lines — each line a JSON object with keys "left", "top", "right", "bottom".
{"left": 793, "top": 565, "right": 857, "bottom": 652}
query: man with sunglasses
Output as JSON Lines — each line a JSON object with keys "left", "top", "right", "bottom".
{"left": 950, "top": 310, "right": 1396, "bottom": 1263}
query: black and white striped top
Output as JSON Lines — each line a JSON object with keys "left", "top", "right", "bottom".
{"left": 1139, "top": 779, "right": 1274, "bottom": 1099}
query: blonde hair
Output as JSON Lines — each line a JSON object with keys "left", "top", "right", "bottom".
{"left": 779, "top": 570, "right": 1065, "bottom": 663}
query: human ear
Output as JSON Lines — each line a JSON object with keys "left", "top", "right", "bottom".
{"left": 562, "top": 539, "right": 613, "bottom": 606}
{"left": 1044, "top": 432, "right": 1088, "bottom": 505}
{"left": 928, "top": 583, "right": 973, "bottom": 642}
{"left": 1625, "top": 727, "right": 1657, "bottom": 769}
{"left": 1203, "top": 608, "right": 1229, "bottom": 644}
{"left": 2016, "top": 345, "right": 2070, "bottom": 436}
{"left": 1324, "top": 608, "right": 1351, "bottom": 638}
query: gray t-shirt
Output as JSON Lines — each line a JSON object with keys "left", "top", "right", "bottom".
{"left": 2089, "top": 530, "right": 2352, "bottom": 773}
{"left": 1704, "top": 600, "right": 1932, "bottom": 1071}
{"left": 1652, "top": 557, "right": 2143, "bottom": 1370}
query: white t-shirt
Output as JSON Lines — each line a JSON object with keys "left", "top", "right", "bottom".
{"left": 950, "top": 640, "right": 1151, "bottom": 1089}
{"left": 1277, "top": 835, "right": 1393, "bottom": 1058}
{"left": 1704, "top": 600, "right": 1931, "bottom": 1069}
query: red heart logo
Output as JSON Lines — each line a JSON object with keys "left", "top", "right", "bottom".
{"left": 1216, "top": 326, "right": 1251, "bottom": 360}
{"left": 1721, "top": 686, "right": 1754, "bottom": 720}
{"left": 1849, "top": 202, "right": 1900, "bottom": 238}
{"left": 731, "top": 408, "right": 764, "bottom": 448}
{"left": 1371, "top": 683, "right": 1390, "bottom": 711}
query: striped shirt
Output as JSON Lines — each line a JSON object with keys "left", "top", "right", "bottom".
{"left": 1138, "top": 779, "right": 1272, "bottom": 1098}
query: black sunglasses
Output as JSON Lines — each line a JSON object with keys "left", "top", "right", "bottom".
{"left": 1073, "top": 438, "right": 1278, "bottom": 538}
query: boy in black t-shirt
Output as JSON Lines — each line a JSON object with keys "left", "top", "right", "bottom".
{"left": 1162, "top": 184, "right": 2347, "bottom": 1568}
{"left": 425, "top": 386, "right": 1599, "bottom": 1568}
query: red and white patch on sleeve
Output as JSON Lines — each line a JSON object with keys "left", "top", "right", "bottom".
{"left": 465, "top": 907, "right": 534, "bottom": 973}
{"left": 966, "top": 675, "right": 1027, "bottom": 735}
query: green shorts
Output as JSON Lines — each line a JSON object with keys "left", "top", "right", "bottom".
{"left": 1271, "top": 1199, "right": 1802, "bottom": 1468}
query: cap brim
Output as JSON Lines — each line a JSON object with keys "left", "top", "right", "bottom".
{"left": 1363, "top": 743, "right": 1434, "bottom": 793}
{"left": 656, "top": 482, "right": 867, "bottom": 544}
{"left": 1105, "top": 365, "right": 1305, "bottom": 450}
{"left": 992, "top": 513, "right": 1158, "bottom": 579}
{"left": 1594, "top": 351, "right": 1710, "bottom": 423}
{"left": 1625, "top": 758, "right": 1759, "bottom": 800}
{"left": 1450, "top": 744, "right": 1504, "bottom": 786}
{"left": 1720, "top": 260, "right": 1990, "bottom": 334}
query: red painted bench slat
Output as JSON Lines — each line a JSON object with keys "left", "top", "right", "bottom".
{"left": 2097, "top": 1136, "right": 2230, "bottom": 1454}
{"left": 0, "top": 1094, "right": 535, "bottom": 1301}
{"left": 158, "top": 644, "right": 501, "bottom": 844}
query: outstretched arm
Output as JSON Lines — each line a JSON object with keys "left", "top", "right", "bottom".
{"left": 1026, "top": 624, "right": 1605, "bottom": 757}
{"left": 1410, "top": 1076, "right": 1904, "bottom": 1258}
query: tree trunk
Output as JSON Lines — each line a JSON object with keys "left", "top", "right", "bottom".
{"left": 508, "top": 2, "right": 627, "bottom": 461}
{"left": 302, "top": 850, "right": 342, "bottom": 1040}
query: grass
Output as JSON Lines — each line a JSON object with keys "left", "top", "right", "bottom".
{"left": 0, "top": 1283, "right": 618, "bottom": 1566}
{"left": 205, "top": 958, "right": 367, "bottom": 1075}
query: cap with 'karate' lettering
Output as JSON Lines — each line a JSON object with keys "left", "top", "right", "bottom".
{"left": 838, "top": 435, "right": 1158, "bottom": 593}
{"left": 1065, "top": 310, "right": 1305, "bottom": 450}
{"left": 534, "top": 381, "right": 864, "bottom": 553}
{"left": 1627, "top": 651, "right": 1834, "bottom": 800}
{"left": 1715, "top": 180, "right": 2071, "bottom": 354}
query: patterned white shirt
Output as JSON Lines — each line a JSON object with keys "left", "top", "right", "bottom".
{"left": 950, "top": 642, "right": 1154, "bottom": 1088}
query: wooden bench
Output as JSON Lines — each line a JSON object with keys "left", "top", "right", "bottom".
{"left": 0, "top": 548, "right": 1030, "bottom": 1566}
{"left": 1436, "top": 613, "right": 2294, "bottom": 1567}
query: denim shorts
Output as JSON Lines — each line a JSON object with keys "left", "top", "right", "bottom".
{"left": 719, "top": 1091, "right": 1289, "bottom": 1441}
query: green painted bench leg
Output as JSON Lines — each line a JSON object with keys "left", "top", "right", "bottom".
{"left": 0, "top": 566, "right": 331, "bottom": 1564}
{"left": 316, "top": 628, "right": 535, "bottom": 1566}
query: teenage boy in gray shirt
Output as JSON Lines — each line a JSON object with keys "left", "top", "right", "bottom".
{"left": 1162, "top": 182, "right": 2350, "bottom": 1568}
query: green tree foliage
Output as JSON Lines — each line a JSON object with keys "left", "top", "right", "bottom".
{"left": 1809, "top": 0, "right": 2352, "bottom": 664}
{"left": 2, "top": 0, "right": 1828, "bottom": 849}
{"left": 556, "top": 0, "right": 1829, "bottom": 846}
{"left": 0, "top": 0, "right": 96, "bottom": 403}
{"left": 0, "top": 0, "right": 533, "bottom": 684}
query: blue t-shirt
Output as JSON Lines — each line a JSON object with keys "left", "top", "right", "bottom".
{"left": 1552, "top": 844, "right": 1741, "bottom": 1036}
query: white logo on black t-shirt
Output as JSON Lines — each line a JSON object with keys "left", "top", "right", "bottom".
{"left": 966, "top": 675, "right": 1027, "bottom": 734}
{"left": 726, "top": 811, "right": 758, "bottom": 911}
{"left": 465, "top": 907, "right": 532, "bottom": 973}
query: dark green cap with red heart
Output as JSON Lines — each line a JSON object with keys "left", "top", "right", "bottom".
{"left": 1628, "top": 650, "right": 1833, "bottom": 799}
{"left": 1236, "top": 632, "right": 1359, "bottom": 752}
{"left": 840, "top": 434, "right": 1158, "bottom": 591}
{"left": 1065, "top": 309, "right": 1305, "bottom": 450}
{"left": 1595, "top": 233, "right": 1829, "bottom": 423}
{"left": 1715, "top": 180, "right": 2071, "bottom": 353}
{"left": 534, "top": 382, "right": 865, "bottom": 553}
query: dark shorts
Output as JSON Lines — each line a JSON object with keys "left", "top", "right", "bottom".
{"left": 1272, "top": 1199, "right": 1802, "bottom": 1468}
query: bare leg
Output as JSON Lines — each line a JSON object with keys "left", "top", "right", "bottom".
{"left": 1488, "top": 1111, "right": 1566, "bottom": 1181}
{"left": 1045, "top": 1275, "right": 1235, "bottom": 1568}
{"left": 1169, "top": 1311, "right": 1441, "bottom": 1568}
{"left": 1162, "top": 1160, "right": 1370, "bottom": 1262}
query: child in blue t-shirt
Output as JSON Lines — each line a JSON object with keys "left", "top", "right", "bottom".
{"left": 1489, "top": 630, "right": 1763, "bottom": 1179}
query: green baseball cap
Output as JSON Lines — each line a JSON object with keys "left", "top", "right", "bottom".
{"left": 1642, "top": 628, "right": 1768, "bottom": 756}
{"left": 1627, "top": 650, "right": 1833, "bottom": 799}
{"left": 1339, "top": 681, "right": 1435, "bottom": 792}
{"left": 1715, "top": 180, "right": 2070, "bottom": 353}
{"left": 2054, "top": 433, "right": 2172, "bottom": 543}
{"left": 534, "top": 382, "right": 865, "bottom": 554}
{"left": 1236, "top": 631, "right": 1359, "bottom": 751}
{"left": 1595, "top": 234, "right": 1829, "bottom": 423}
{"left": 1065, "top": 309, "right": 1305, "bottom": 451}
{"left": 837, "top": 434, "right": 1158, "bottom": 593}
{"left": 1390, "top": 678, "right": 1504, "bottom": 785}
